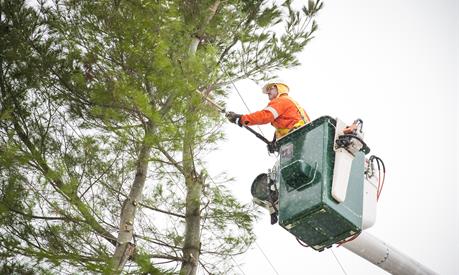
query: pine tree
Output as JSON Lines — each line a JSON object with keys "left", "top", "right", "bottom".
{"left": 0, "top": 0, "right": 322, "bottom": 274}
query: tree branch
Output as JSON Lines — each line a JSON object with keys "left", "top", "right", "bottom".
{"left": 8, "top": 207, "right": 83, "bottom": 222}
{"left": 156, "top": 145, "right": 186, "bottom": 176}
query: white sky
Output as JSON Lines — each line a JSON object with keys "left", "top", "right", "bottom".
{"left": 207, "top": 0, "right": 458, "bottom": 274}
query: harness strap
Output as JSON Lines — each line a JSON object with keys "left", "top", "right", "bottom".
{"left": 285, "top": 95, "right": 310, "bottom": 124}
{"left": 275, "top": 96, "right": 310, "bottom": 139}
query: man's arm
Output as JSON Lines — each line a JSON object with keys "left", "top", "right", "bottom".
{"left": 239, "top": 109, "right": 275, "bottom": 126}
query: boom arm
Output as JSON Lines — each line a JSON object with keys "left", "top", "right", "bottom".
{"left": 342, "top": 231, "right": 437, "bottom": 275}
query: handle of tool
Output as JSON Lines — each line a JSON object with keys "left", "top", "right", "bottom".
{"left": 196, "top": 90, "right": 271, "bottom": 144}
{"left": 243, "top": 125, "right": 271, "bottom": 144}
{"left": 196, "top": 90, "right": 226, "bottom": 113}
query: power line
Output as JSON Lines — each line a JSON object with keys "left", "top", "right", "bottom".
{"left": 255, "top": 241, "right": 280, "bottom": 275}
{"left": 202, "top": 160, "right": 278, "bottom": 275}
{"left": 220, "top": 66, "right": 266, "bottom": 137}
{"left": 230, "top": 256, "right": 247, "bottom": 275}
{"left": 331, "top": 248, "right": 348, "bottom": 275}
{"left": 218, "top": 70, "right": 284, "bottom": 275}
{"left": 232, "top": 81, "right": 253, "bottom": 115}
{"left": 197, "top": 160, "right": 247, "bottom": 275}
{"left": 219, "top": 66, "right": 252, "bottom": 114}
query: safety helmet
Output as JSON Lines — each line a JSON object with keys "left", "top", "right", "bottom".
{"left": 262, "top": 81, "right": 289, "bottom": 97}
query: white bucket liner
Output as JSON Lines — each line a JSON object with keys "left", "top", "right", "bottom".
{"left": 332, "top": 118, "right": 377, "bottom": 228}
{"left": 332, "top": 148, "right": 354, "bottom": 202}
{"left": 362, "top": 161, "right": 378, "bottom": 229}
{"left": 331, "top": 119, "right": 353, "bottom": 203}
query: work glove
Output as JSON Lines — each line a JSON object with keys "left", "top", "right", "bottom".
{"left": 343, "top": 123, "right": 357, "bottom": 135}
{"left": 226, "top": 111, "right": 242, "bottom": 126}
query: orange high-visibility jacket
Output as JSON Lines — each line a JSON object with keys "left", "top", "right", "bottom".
{"left": 240, "top": 94, "right": 310, "bottom": 139}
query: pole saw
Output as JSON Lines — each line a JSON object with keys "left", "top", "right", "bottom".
{"left": 196, "top": 90, "right": 271, "bottom": 145}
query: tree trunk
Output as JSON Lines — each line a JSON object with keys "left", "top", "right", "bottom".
{"left": 179, "top": 118, "right": 203, "bottom": 275}
{"left": 180, "top": 3, "right": 221, "bottom": 273}
{"left": 112, "top": 124, "right": 152, "bottom": 272}
{"left": 180, "top": 174, "right": 203, "bottom": 275}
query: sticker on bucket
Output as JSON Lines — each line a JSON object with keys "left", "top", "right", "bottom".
{"left": 280, "top": 143, "right": 294, "bottom": 161}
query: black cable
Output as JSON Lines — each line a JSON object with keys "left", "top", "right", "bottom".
{"left": 336, "top": 134, "right": 370, "bottom": 154}
{"left": 369, "top": 155, "right": 386, "bottom": 175}
{"left": 369, "top": 155, "right": 386, "bottom": 200}
{"left": 375, "top": 156, "right": 386, "bottom": 173}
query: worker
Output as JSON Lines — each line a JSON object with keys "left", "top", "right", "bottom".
{"left": 226, "top": 81, "right": 310, "bottom": 151}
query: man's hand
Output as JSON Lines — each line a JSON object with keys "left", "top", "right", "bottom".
{"left": 226, "top": 111, "right": 242, "bottom": 126}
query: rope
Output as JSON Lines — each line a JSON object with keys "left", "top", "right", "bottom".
{"left": 331, "top": 248, "right": 348, "bottom": 275}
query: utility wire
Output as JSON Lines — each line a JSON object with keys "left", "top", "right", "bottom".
{"left": 232, "top": 82, "right": 252, "bottom": 115}
{"left": 230, "top": 256, "right": 247, "bottom": 275}
{"left": 220, "top": 66, "right": 266, "bottom": 137}
{"left": 196, "top": 160, "right": 247, "bottom": 275}
{"left": 164, "top": 169, "right": 247, "bottom": 275}
{"left": 201, "top": 160, "right": 277, "bottom": 275}
{"left": 217, "top": 71, "right": 285, "bottom": 274}
{"left": 255, "top": 241, "right": 280, "bottom": 275}
{"left": 331, "top": 248, "right": 348, "bottom": 275}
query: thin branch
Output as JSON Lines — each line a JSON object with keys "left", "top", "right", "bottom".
{"left": 140, "top": 203, "right": 185, "bottom": 219}
{"left": 99, "top": 177, "right": 185, "bottom": 219}
{"left": 156, "top": 145, "right": 186, "bottom": 176}
{"left": 7, "top": 207, "right": 80, "bottom": 222}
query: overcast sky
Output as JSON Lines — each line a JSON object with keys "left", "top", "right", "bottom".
{"left": 207, "top": 0, "right": 458, "bottom": 274}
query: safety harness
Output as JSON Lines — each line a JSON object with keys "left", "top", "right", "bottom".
{"left": 274, "top": 95, "right": 311, "bottom": 139}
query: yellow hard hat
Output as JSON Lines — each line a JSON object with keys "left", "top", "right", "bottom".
{"left": 262, "top": 82, "right": 289, "bottom": 96}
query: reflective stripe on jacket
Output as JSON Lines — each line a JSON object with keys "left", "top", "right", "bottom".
{"left": 240, "top": 94, "right": 310, "bottom": 139}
